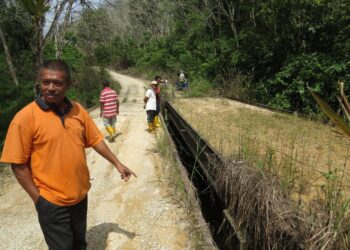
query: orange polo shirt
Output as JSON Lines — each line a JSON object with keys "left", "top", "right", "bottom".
{"left": 0, "top": 97, "right": 104, "bottom": 206}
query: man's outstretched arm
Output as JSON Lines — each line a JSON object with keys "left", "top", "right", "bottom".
{"left": 11, "top": 163, "right": 39, "bottom": 203}
{"left": 93, "top": 140, "right": 137, "bottom": 181}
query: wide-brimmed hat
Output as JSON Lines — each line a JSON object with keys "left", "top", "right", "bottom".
{"left": 150, "top": 80, "right": 158, "bottom": 85}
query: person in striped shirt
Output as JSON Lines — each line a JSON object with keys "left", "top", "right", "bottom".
{"left": 100, "top": 80, "right": 119, "bottom": 142}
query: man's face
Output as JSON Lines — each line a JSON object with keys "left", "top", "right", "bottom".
{"left": 156, "top": 78, "right": 161, "bottom": 83}
{"left": 40, "top": 68, "right": 70, "bottom": 105}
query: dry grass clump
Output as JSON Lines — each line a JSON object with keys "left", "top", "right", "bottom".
{"left": 215, "top": 159, "right": 345, "bottom": 249}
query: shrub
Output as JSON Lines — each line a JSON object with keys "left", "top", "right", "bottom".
{"left": 183, "top": 77, "right": 216, "bottom": 98}
{"left": 258, "top": 53, "right": 349, "bottom": 114}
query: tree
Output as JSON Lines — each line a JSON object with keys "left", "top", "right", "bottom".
{"left": 76, "top": 8, "right": 114, "bottom": 54}
{"left": 0, "top": 24, "right": 18, "bottom": 86}
{"left": 20, "top": 0, "right": 86, "bottom": 94}
{"left": 105, "top": 0, "right": 175, "bottom": 45}
{"left": 0, "top": 1, "right": 19, "bottom": 86}
{"left": 54, "top": 0, "right": 74, "bottom": 58}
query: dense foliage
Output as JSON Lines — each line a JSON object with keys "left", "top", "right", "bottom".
{"left": 0, "top": 2, "right": 34, "bottom": 145}
{"left": 1, "top": 0, "right": 349, "bottom": 145}
{"left": 101, "top": 0, "right": 349, "bottom": 114}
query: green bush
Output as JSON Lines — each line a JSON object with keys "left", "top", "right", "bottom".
{"left": 183, "top": 77, "right": 215, "bottom": 98}
{"left": 0, "top": 81, "right": 33, "bottom": 148}
{"left": 259, "top": 53, "right": 349, "bottom": 114}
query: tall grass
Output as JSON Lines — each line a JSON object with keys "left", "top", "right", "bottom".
{"left": 182, "top": 77, "right": 218, "bottom": 98}
{"left": 172, "top": 97, "right": 350, "bottom": 246}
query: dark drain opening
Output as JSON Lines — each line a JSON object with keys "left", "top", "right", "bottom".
{"left": 167, "top": 121, "right": 239, "bottom": 250}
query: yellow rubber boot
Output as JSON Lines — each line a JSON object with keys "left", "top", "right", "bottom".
{"left": 111, "top": 127, "right": 116, "bottom": 137}
{"left": 156, "top": 115, "right": 162, "bottom": 127}
{"left": 148, "top": 122, "right": 154, "bottom": 132}
{"left": 154, "top": 115, "right": 161, "bottom": 128}
{"left": 153, "top": 116, "right": 158, "bottom": 128}
{"left": 106, "top": 126, "right": 114, "bottom": 141}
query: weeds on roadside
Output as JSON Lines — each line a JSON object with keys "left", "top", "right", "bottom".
{"left": 154, "top": 132, "right": 187, "bottom": 203}
{"left": 154, "top": 131, "right": 214, "bottom": 249}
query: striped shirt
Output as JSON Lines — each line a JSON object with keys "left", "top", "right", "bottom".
{"left": 100, "top": 87, "right": 118, "bottom": 118}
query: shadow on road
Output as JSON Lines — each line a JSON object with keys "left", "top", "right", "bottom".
{"left": 87, "top": 222, "right": 138, "bottom": 249}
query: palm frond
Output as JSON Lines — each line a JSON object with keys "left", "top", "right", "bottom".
{"left": 310, "top": 89, "right": 350, "bottom": 137}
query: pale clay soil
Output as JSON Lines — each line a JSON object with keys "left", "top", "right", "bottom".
{"left": 0, "top": 72, "right": 204, "bottom": 250}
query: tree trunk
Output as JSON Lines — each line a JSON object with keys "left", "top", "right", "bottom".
{"left": 228, "top": 2, "right": 240, "bottom": 48}
{"left": 0, "top": 25, "right": 19, "bottom": 86}
{"left": 34, "top": 17, "right": 45, "bottom": 96}
{"left": 55, "top": 0, "right": 74, "bottom": 59}
{"left": 34, "top": 0, "right": 69, "bottom": 96}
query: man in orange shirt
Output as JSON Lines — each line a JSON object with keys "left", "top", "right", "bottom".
{"left": 0, "top": 60, "right": 136, "bottom": 249}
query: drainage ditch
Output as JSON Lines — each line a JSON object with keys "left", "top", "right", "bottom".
{"left": 163, "top": 102, "right": 239, "bottom": 250}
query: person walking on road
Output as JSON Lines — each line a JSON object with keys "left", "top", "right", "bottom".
{"left": 144, "top": 81, "right": 157, "bottom": 132}
{"left": 0, "top": 60, "right": 136, "bottom": 250}
{"left": 100, "top": 80, "right": 119, "bottom": 142}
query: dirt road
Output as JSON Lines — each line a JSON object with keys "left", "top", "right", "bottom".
{"left": 0, "top": 72, "right": 202, "bottom": 249}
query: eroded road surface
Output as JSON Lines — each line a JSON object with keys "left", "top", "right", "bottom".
{"left": 0, "top": 72, "right": 198, "bottom": 250}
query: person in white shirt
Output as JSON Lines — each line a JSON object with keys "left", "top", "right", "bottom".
{"left": 144, "top": 81, "right": 157, "bottom": 132}
{"left": 179, "top": 72, "right": 186, "bottom": 81}
{"left": 177, "top": 71, "right": 189, "bottom": 90}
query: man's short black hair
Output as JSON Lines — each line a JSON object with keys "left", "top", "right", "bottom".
{"left": 102, "top": 80, "right": 110, "bottom": 87}
{"left": 154, "top": 75, "right": 161, "bottom": 81}
{"left": 40, "top": 60, "right": 71, "bottom": 82}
